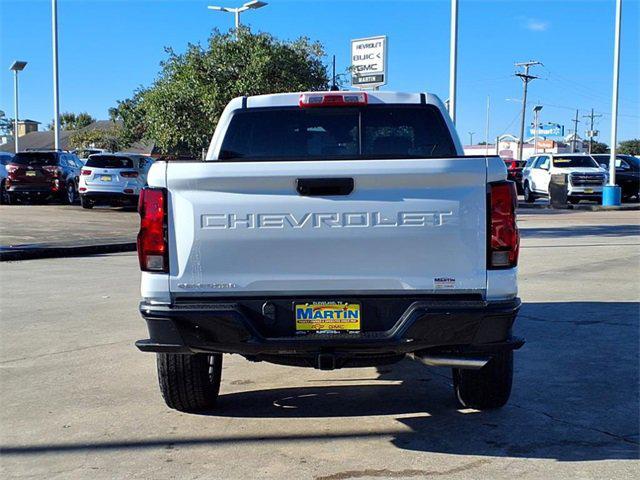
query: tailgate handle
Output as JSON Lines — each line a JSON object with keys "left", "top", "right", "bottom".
{"left": 296, "top": 178, "right": 354, "bottom": 196}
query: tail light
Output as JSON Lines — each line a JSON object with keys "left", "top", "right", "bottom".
{"left": 120, "top": 171, "right": 139, "bottom": 178}
{"left": 488, "top": 182, "right": 519, "bottom": 269}
{"left": 6, "top": 164, "right": 19, "bottom": 174}
{"left": 299, "top": 92, "right": 368, "bottom": 108}
{"left": 81, "top": 169, "right": 92, "bottom": 175}
{"left": 42, "top": 165, "right": 62, "bottom": 177}
{"left": 137, "top": 188, "right": 168, "bottom": 273}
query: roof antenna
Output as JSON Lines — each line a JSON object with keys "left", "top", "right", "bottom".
{"left": 330, "top": 55, "right": 339, "bottom": 91}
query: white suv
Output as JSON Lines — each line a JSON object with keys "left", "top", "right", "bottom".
{"left": 522, "top": 153, "right": 607, "bottom": 204}
{"left": 79, "top": 153, "right": 153, "bottom": 209}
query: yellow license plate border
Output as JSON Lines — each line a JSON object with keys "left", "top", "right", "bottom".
{"left": 100, "top": 175, "right": 112, "bottom": 182}
{"left": 294, "top": 301, "right": 361, "bottom": 332}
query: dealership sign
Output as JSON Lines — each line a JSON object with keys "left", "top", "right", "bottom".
{"left": 351, "top": 36, "right": 387, "bottom": 88}
{"left": 529, "top": 122, "right": 565, "bottom": 139}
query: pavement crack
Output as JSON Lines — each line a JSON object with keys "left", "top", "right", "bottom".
{"left": 0, "top": 340, "right": 130, "bottom": 365}
{"left": 509, "top": 402, "right": 639, "bottom": 445}
{"left": 314, "top": 459, "right": 491, "bottom": 480}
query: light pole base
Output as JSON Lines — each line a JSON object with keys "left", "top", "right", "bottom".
{"left": 602, "top": 185, "right": 621, "bottom": 206}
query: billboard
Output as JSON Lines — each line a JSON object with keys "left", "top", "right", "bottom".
{"left": 529, "top": 122, "right": 564, "bottom": 139}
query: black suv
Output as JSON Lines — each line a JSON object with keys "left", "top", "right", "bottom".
{"left": 5, "top": 150, "right": 83, "bottom": 204}
{"left": 592, "top": 154, "right": 640, "bottom": 201}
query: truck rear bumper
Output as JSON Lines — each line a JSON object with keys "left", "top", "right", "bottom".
{"left": 136, "top": 296, "right": 523, "bottom": 368}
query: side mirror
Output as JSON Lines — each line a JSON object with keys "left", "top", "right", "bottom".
{"left": 541, "top": 164, "right": 550, "bottom": 171}
{"left": 599, "top": 163, "right": 607, "bottom": 169}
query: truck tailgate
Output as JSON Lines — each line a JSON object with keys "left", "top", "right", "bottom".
{"left": 167, "top": 158, "right": 487, "bottom": 295}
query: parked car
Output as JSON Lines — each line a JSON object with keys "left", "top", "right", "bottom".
{"left": 0, "top": 152, "right": 14, "bottom": 204}
{"left": 591, "top": 154, "right": 640, "bottom": 201}
{"left": 135, "top": 90, "right": 523, "bottom": 413}
{"left": 73, "top": 148, "right": 108, "bottom": 165}
{"left": 503, "top": 158, "right": 526, "bottom": 193}
{"left": 79, "top": 153, "right": 153, "bottom": 209}
{"left": 5, "top": 150, "right": 82, "bottom": 204}
{"left": 522, "top": 153, "right": 606, "bottom": 204}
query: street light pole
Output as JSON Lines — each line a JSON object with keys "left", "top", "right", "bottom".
{"left": 448, "top": 0, "right": 458, "bottom": 124}
{"left": 468, "top": 132, "right": 474, "bottom": 145}
{"left": 51, "top": 0, "right": 61, "bottom": 150}
{"left": 533, "top": 105, "right": 543, "bottom": 154}
{"left": 207, "top": 1, "right": 268, "bottom": 40}
{"left": 604, "top": 0, "right": 623, "bottom": 206}
{"left": 9, "top": 61, "right": 27, "bottom": 154}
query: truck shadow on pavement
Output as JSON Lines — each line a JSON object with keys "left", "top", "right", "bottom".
{"left": 208, "top": 300, "right": 640, "bottom": 461}
{"left": 1, "top": 302, "right": 638, "bottom": 462}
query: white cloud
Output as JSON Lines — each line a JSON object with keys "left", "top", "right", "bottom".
{"left": 524, "top": 18, "right": 550, "bottom": 32}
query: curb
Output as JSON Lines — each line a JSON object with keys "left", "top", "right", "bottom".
{"left": 518, "top": 203, "right": 639, "bottom": 211}
{"left": 0, "top": 241, "right": 136, "bottom": 262}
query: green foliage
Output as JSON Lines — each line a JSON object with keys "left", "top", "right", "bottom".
{"left": 111, "top": 28, "right": 331, "bottom": 156}
{"left": 589, "top": 141, "right": 609, "bottom": 154}
{"left": 47, "top": 112, "right": 96, "bottom": 131}
{"left": 68, "top": 123, "right": 123, "bottom": 151}
{"left": 618, "top": 139, "right": 640, "bottom": 156}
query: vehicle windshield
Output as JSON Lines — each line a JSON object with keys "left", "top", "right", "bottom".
{"left": 219, "top": 105, "right": 457, "bottom": 161}
{"left": 11, "top": 152, "right": 59, "bottom": 166}
{"left": 552, "top": 156, "right": 599, "bottom": 168}
{"left": 86, "top": 155, "right": 134, "bottom": 169}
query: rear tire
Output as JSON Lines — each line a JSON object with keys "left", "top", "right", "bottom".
{"left": 523, "top": 183, "right": 535, "bottom": 203}
{"left": 65, "top": 182, "right": 77, "bottom": 204}
{"left": 453, "top": 350, "right": 513, "bottom": 410}
{"left": 0, "top": 180, "right": 7, "bottom": 205}
{"left": 156, "top": 353, "right": 223, "bottom": 412}
{"left": 80, "top": 196, "right": 94, "bottom": 209}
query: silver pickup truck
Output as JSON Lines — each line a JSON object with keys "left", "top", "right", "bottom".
{"left": 135, "top": 91, "right": 523, "bottom": 412}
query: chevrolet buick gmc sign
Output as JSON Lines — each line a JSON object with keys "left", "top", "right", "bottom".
{"left": 351, "top": 36, "right": 387, "bottom": 88}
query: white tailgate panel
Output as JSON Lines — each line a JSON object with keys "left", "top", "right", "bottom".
{"left": 167, "top": 158, "right": 487, "bottom": 295}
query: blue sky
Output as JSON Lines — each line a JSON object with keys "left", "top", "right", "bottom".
{"left": 1, "top": 0, "right": 639, "bottom": 144}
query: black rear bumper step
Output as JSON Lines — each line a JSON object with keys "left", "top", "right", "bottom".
{"left": 137, "top": 296, "right": 522, "bottom": 363}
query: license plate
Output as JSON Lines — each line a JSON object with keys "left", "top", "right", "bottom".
{"left": 295, "top": 302, "right": 360, "bottom": 332}
{"left": 100, "top": 175, "right": 112, "bottom": 182}
{"left": 584, "top": 188, "right": 594, "bottom": 193}
{"left": 26, "top": 171, "right": 36, "bottom": 176}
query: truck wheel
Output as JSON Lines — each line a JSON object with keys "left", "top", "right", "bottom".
{"left": 523, "top": 183, "right": 535, "bottom": 203}
{"left": 452, "top": 351, "right": 513, "bottom": 410}
{"left": 80, "top": 196, "right": 94, "bottom": 209}
{"left": 156, "top": 353, "right": 223, "bottom": 412}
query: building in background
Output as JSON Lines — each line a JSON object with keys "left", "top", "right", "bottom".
{"left": 16, "top": 119, "right": 40, "bottom": 137}
{"left": 464, "top": 133, "right": 586, "bottom": 159}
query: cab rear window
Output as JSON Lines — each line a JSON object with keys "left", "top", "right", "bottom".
{"left": 219, "top": 105, "right": 456, "bottom": 161}
{"left": 86, "top": 156, "right": 134, "bottom": 169}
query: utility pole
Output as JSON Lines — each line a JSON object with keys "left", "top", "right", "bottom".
{"left": 571, "top": 109, "right": 580, "bottom": 153}
{"left": 515, "top": 61, "right": 542, "bottom": 160}
{"left": 484, "top": 96, "right": 490, "bottom": 156}
{"left": 583, "top": 108, "right": 602, "bottom": 154}
{"left": 468, "top": 132, "right": 475, "bottom": 145}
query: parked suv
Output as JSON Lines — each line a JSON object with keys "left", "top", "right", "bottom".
{"left": 592, "top": 154, "right": 640, "bottom": 201}
{"left": 79, "top": 153, "right": 153, "bottom": 209}
{"left": 5, "top": 150, "right": 82, "bottom": 204}
{"left": 0, "top": 152, "right": 14, "bottom": 204}
{"left": 504, "top": 158, "right": 526, "bottom": 193}
{"left": 522, "top": 153, "right": 606, "bottom": 203}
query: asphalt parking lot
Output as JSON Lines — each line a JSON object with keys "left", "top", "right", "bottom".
{"left": 1, "top": 209, "right": 639, "bottom": 479}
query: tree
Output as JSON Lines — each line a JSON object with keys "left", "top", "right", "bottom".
{"left": 111, "top": 28, "right": 331, "bottom": 156}
{"left": 589, "top": 141, "right": 609, "bottom": 154}
{"left": 618, "top": 139, "right": 640, "bottom": 156}
{"left": 68, "top": 123, "right": 123, "bottom": 151}
{"left": 47, "top": 112, "right": 96, "bottom": 131}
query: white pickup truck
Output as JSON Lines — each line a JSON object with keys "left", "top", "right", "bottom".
{"left": 136, "top": 91, "right": 523, "bottom": 412}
